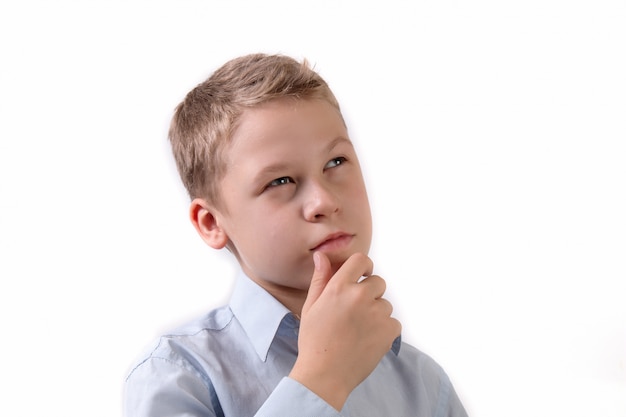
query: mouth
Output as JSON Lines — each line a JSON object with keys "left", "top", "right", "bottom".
{"left": 311, "top": 232, "right": 354, "bottom": 252}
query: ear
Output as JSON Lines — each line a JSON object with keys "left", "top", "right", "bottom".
{"left": 189, "top": 198, "right": 229, "bottom": 249}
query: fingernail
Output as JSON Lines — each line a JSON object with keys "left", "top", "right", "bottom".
{"left": 313, "top": 252, "right": 321, "bottom": 271}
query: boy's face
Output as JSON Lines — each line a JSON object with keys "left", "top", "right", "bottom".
{"left": 215, "top": 98, "right": 372, "bottom": 293}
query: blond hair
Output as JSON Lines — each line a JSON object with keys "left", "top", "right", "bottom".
{"left": 168, "top": 53, "right": 342, "bottom": 206}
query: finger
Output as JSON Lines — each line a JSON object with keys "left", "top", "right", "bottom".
{"left": 302, "top": 251, "right": 333, "bottom": 313}
{"left": 376, "top": 297, "right": 394, "bottom": 318}
{"left": 335, "top": 253, "right": 374, "bottom": 283}
{"left": 359, "top": 274, "right": 387, "bottom": 299}
{"left": 390, "top": 317, "right": 402, "bottom": 339}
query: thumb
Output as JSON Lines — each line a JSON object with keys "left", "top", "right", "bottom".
{"left": 302, "top": 251, "right": 332, "bottom": 314}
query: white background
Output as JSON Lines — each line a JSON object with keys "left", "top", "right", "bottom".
{"left": 1, "top": 1, "right": 624, "bottom": 416}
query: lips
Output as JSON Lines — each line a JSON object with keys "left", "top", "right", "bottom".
{"left": 311, "top": 232, "right": 353, "bottom": 252}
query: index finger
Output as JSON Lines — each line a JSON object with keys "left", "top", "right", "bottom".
{"left": 333, "top": 252, "right": 374, "bottom": 284}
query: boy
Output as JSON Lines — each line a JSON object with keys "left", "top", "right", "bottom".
{"left": 124, "top": 53, "right": 468, "bottom": 416}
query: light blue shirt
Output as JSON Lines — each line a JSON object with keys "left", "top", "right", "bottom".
{"left": 124, "top": 271, "right": 468, "bottom": 417}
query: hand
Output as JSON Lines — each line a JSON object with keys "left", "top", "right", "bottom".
{"left": 288, "top": 252, "right": 402, "bottom": 411}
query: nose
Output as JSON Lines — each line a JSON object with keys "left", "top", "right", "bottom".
{"left": 302, "top": 179, "right": 340, "bottom": 221}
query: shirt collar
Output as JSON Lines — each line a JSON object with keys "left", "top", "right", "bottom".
{"left": 391, "top": 335, "right": 401, "bottom": 355}
{"left": 229, "top": 270, "right": 291, "bottom": 362}
{"left": 229, "top": 269, "right": 402, "bottom": 361}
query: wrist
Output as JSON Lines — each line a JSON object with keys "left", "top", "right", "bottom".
{"left": 288, "top": 365, "right": 350, "bottom": 411}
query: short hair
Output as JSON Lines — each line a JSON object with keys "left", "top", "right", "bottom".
{"left": 168, "top": 53, "right": 342, "bottom": 206}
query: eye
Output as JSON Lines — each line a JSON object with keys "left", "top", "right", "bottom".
{"left": 267, "top": 176, "right": 294, "bottom": 188}
{"left": 325, "top": 156, "right": 347, "bottom": 170}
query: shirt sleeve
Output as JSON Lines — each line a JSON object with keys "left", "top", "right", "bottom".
{"left": 447, "top": 387, "right": 469, "bottom": 417}
{"left": 124, "top": 359, "right": 342, "bottom": 417}
{"left": 254, "top": 377, "right": 342, "bottom": 417}
{"left": 433, "top": 369, "right": 469, "bottom": 417}
{"left": 124, "top": 357, "right": 220, "bottom": 417}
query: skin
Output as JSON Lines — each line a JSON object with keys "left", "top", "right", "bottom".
{"left": 190, "top": 98, "right": 401, "bottom": 411}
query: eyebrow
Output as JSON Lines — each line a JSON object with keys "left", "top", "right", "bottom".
{"left": 326, "top": 136, "right": 353, "bottom": 153}
{"left": 255, "top": 163, "right": 291, "bottom": 179}
{"left": 251, "top": 161, "right": 292, "bottom": 190}
{"left": 252, "top": 136, "right": 353, "bottom": 185}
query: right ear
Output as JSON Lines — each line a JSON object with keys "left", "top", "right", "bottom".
{"left": 189, "top": 198, "right": 229, "bottom": 249}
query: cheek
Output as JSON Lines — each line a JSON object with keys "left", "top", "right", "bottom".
{"left": 252, "top": 207, "right": 298, "bottom": 243}
{"left": 350, "top": 182, "right": 373, "bottom": 233}
{"left": 349, "top": 180, "right": 371, "bottom": 211}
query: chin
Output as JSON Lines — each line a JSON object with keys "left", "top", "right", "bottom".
{"left": 327, "top": 251, "right": 354, "bottom": 271}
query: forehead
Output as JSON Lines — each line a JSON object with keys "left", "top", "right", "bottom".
{"left": 227, "top": 98, "right": 349, "bottom": 160}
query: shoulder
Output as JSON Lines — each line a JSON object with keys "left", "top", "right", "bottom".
{"left": 167, "top": 304, "right": 235, "bottom": 337}
{"left": 398, "top": 341, "right": 446, "bottom": 375}
{"left": 375, "top": 342, "right": 468, "bottom": 416}
{"left": 123, "top": 307, "right": 237, "bottom": 417}
{"left": 125, "top": 305, "right": 235, "bottom": 379}
{"left": 382, "top": 340, "right": 453, "bottom": 393}
{"left": 399, "top": 342, "right": 468, "bottom": 414}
